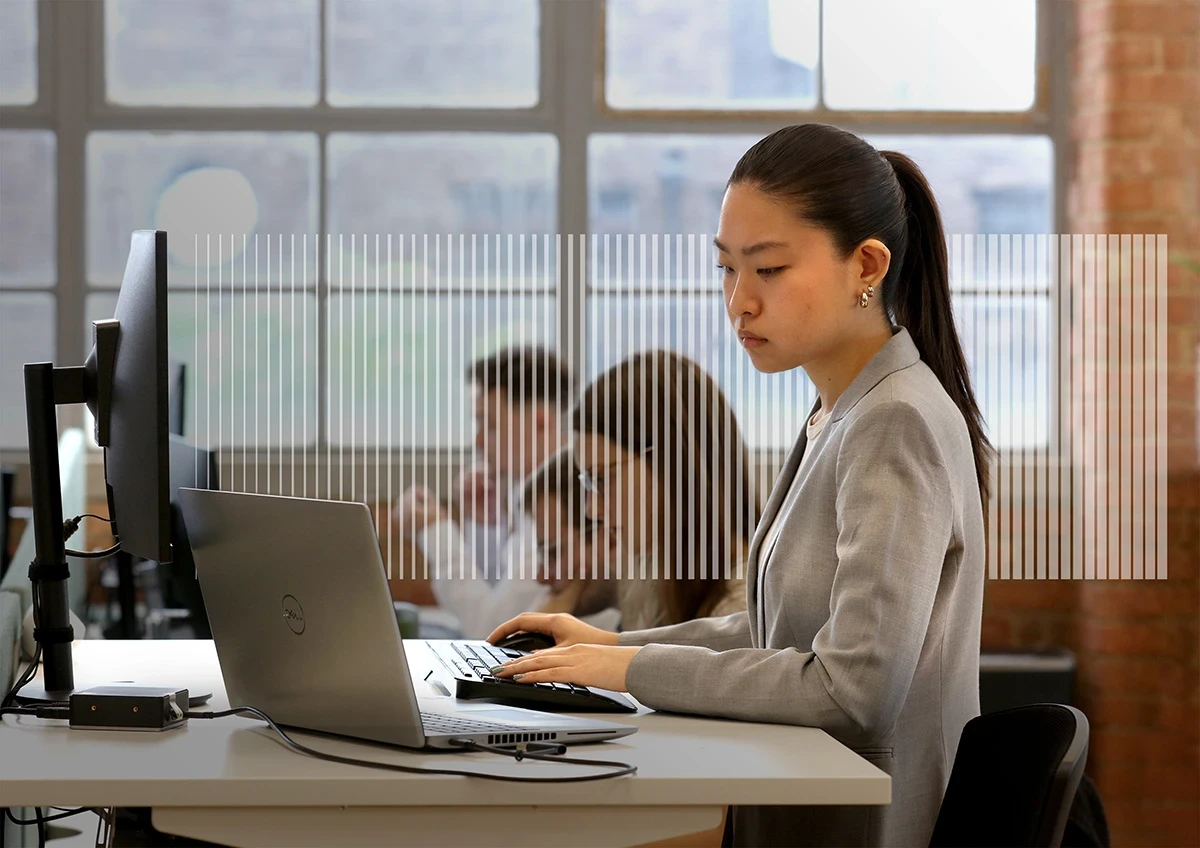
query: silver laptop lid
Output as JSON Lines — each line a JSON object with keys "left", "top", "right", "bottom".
{"left": 179, "top": 488, "right": 637, "bottom": 750}
{"left": 180, "top": 488, "right": 429, "bottom": 748}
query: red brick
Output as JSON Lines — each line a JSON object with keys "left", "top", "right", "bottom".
{"left": 1168, "top": 371, "right": 1197, "bottom": 402}
{"left": 1080, "top": 179, "right": 1158, "bottom": 212}
{"left": 1095, "top": 760, "right": 1200, "bottom": 802}
{"left": 979, "top": 616, "right": 1012, "bottom": 649}
{"left": 1081, "top": 34, "right": 1164, "bottom": 71}
{"left": 986, "top": 580, "right": 1079, "bottom": 610}
{"left": 1080, "top": 620, "right": 1197, "bottom": 659}
{"left": 1089, "top": 727, "right": 1199, "bottom": 764}
{"left": 1163, "top": 35, "right": 1198, "bottom": 68}
{"left": 1113, "top": 1, "right": 1200, "bottom": 35}
{"left": 1078, "top": 0, "right": 1118, "bottom": 39}
{"left": 1075, "top": 106, "right": 1161, "bottom": 140}
{"left": 1167, "top": 473, "right": 1200, "bottom": 509}
{"left": 1083, "top": 584, "right": 1200, "bottom": 618}
{"left": 1088, "top": 656, "right": 1193, "bottom": 697}
{"left": 1113, "top": 72, "right": 1199, "bottom": 104}
{"left": 1098, "top": 143, "right": 1192, "bottom": 178}
{"left": 1166, "top": 289, "right": 1200, "bottom": 326}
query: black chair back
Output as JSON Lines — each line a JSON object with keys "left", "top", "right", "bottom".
{"left": 929, "top": 704, "right": 1090, "bottom": 848}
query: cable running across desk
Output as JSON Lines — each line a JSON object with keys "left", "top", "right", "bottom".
{"left": 187, "top": 706, "right": 637, "bottom": 782}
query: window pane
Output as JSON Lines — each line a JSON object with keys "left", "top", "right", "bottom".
{"left": 105, "top": 0, "right": 319, "bottom": 106}
{"left": 955, "top": 294, "right": 1050, "bottom": 449}
{"left": 87, "top": 132, "right": 318, "bottom": 287}
{"left": 0, "top": 294, "right": 54, "bottom": 448}
{"left": 607, "top": 0, "right": 818, "bottom": 109}
{"left": 327, "top": 134, "right": 556, "bottom": 286}
{"left": 588, "top": 295, "right": 814, "bottom": 449}
{"left": 89, "top": 293, "right": 319, "bottom": 448}
{"left": 589, "top": 135, "right": 759, "bottom": 289}
{"left": 327, "top": 0, "right": 538, "bottom": 107}
{"left": 0, "top": 130, "right": 55, "bottom": 286}
{"left": 824, "top": 0, "right": 1036, "bottom": 111}
{"left": 0, "top": 0, "right": 37, "bottom": 105}
{"left": 866, "top": 135, "right": 1053, "bottom": 289}
{"left": 328, "top": 294, "right": 555, "bottom": 447}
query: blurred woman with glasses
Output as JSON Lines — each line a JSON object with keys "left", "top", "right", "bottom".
{"left": 567, "top": 349, "right": 760, "bottom": 630}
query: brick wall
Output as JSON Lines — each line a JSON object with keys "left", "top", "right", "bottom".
{"left": 982, "top": 2, "right": 1199, "bottom": 845}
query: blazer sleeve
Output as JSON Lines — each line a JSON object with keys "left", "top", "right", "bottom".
{"left": 618, "top": 611, "right": 752, "bottom": 651}
{"left": 622, "top": 401, "right": 956, "bottom": 747}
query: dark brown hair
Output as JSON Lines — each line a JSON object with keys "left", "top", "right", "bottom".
{"left": 728, "top": 123, "right": 992, "bottom": 512}
{"left": 465, "top": 345, "right": 572, "bottom": 409}
{"left": 572, "top": 350, "right": 760, "bottom": 624}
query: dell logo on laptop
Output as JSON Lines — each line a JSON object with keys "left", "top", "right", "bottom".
{"left": 281, "top": 594, "right": 305, "bottom": 634}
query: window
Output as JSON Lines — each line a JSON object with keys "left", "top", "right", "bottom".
{"left": 1, "top": 0, "right": 1063, "bottom": 460}
{"left": 0, "top": 0, "right": 37, "bottom": 106}
{"left": 326, "top": 0, "right": 539, "bottom": 107}
{"left": 105, "top": 0, "right": 320, "bottom": 106}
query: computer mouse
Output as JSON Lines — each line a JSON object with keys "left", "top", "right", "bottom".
{"left": 494, "top": 631, "right": 557, "bottom": 653}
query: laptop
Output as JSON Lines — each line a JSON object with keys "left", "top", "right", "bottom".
{"left": 179, "top": 488, "right": 636, "bottom": 750}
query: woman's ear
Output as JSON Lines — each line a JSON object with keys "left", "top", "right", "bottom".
{"left": 856, "top": 238, "right": 891, "bottom": 288}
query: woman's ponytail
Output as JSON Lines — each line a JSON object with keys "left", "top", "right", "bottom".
{"left": 881, "top": 150, "right": 992, "bottom": 513}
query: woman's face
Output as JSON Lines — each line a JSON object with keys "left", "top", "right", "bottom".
{"left": 573, "top": 433, "right": 660, "bottom": 558}
{"left": 531, "top": 496, "right": 601, "bottom": 587}
{"left": 531, "top": 495, "right": 617, "bottom": 615}
{"left": 715, "top": 182, "right": 872, "bottom": 374}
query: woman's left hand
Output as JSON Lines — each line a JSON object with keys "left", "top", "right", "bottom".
{"left": 491, "top": 644, "right": 643, "bottom": 693}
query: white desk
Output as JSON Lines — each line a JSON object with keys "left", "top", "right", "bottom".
{"left": 1, "top": 641, "right": 890, "bottom": 847}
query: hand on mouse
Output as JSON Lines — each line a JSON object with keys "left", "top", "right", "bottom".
{"left": 490, "top": 644, "right": 643, "bottom": 694}
{"left": 486, "top": 612, "right": 619, "bottom": 649}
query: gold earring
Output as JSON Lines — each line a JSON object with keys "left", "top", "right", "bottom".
{"left": 859, "top": 285, "right": 874, "bottom": 308}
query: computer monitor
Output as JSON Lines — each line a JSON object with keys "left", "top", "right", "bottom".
{"left": 168, "top": 360, "right": 186, "bottom": 437}
{"left": 20, "top": 230, "right": 173, "bottom": 698}
{"left": 158, "top": 435, "right": 218, "bottom": 637}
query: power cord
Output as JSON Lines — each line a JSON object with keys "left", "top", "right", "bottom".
{"left": 3, "top": 807, "right": 97, "bottom": 848}
{"left": 63, "top": 542, "right": 121, "bottom": 559}
{"left": 0, "top": 644, "right": 41, "bottom": 710}
{"left": 62, "top": 512, "right": 120, "bottom": 559}
{"left": 0, "top": 704, "right": 68, "bottom": 719}
{"left": 187, "top": 706, "right": 637, "bottom": 782}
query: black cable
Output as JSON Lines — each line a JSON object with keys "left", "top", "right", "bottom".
{"left": 1, "top": 644, "right": 40, "bottom": 710}
{"left": 61, "top": 513, "right": 114, "bottom": 544}
{"left": 0, "top": 705, "right": 69, "bottom": 719}
{"left": 186, "top": 707, "right": 636, "bottom": 783}
{"left": 3, "top": 807, "right": 93, "bottom": 826}
{"left": 64, "top": 542, "right": 120, "bottom": 559}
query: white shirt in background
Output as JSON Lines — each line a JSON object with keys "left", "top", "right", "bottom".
{"left": 417, "top": 511, "right": 550, "bottom": 640}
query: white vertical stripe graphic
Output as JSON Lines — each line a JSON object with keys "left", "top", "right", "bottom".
{"left": 184, "top": 232, "right": 1168, "bottom": 587}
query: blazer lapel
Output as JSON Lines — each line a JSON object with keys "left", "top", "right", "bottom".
{"left": 746, "top": 399, "right": 817, "bottom": 643}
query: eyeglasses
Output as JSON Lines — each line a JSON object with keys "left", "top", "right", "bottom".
{"left": 577, "top": 446, "right": 654, "bottom": 496}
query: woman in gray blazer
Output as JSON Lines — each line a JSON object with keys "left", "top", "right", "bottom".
{"left": 489, "top": 123, "right": 991, "bottom": 848}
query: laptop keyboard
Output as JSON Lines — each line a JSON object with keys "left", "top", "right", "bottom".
{"left": 433, "top": 641, "right": 638, "bottom": 714}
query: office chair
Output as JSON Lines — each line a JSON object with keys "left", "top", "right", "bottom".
{"left": 929, "top": 704, "right": 1090, "bottom": 848}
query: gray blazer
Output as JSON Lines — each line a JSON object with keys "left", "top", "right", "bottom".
{"left": 619, "top": 327, "right": 985, "bottom": 848}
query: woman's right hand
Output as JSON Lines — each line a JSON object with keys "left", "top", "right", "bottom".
{"left": 486, "top": 612, "right": 619, "bottom": 648}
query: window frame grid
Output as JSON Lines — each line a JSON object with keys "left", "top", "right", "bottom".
{"left": 0, "top": 0, "right": 1070, "bottom": 467}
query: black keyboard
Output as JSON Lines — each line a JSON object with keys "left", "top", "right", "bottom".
{"left": 430, "top": 640, "right": 638, "bottom": 714}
